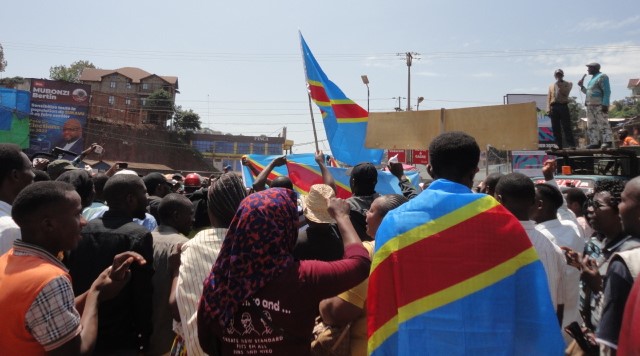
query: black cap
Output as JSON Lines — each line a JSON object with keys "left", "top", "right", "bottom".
{"left": 554, "top": 69, "right": 564, "bottom": 75}
{"left": 46, "top": 159, "right": 77, "bottom": 179}
{"left": 143, "top": 172, "right": 171, "bottom": 193}
{"left": 347, "top": 162, "right": 378, "bottom": 183}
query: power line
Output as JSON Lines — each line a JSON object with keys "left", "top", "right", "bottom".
{"left": 3, "top": 41, "right": 640, "bottom": 62}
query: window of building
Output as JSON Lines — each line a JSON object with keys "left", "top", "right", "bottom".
{"left": 125, "top": 98, "right": 131, "bottom": 106}
{"left": 252, "top": 143, "right": 266, "bottom": 155}
{"left": 267, "top": 143, "right": 282, "bottom": 155}
{"left": 237, "top": 142, "right": 251, "bottom": 154}
{"left": 110, "top": 81, "right": 116, "bottom": 89}
{"left": 108, "top": 96, "right": 115, "bottom": 105}
{"left": 142, "top": 83, "right": 149, "bottom": 90}
{"left": 191, "top": 140, "right": 214, "bottom": 153}
{"left": 213, "top": 141, "right": 234, "bottom": 154}
{"left": 126, "top": 82, "right": 131, "bottom": 89}
{"left": 141, "top": 98, "right": 146, "bottom": 106}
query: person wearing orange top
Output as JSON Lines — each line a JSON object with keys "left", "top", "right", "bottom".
{"left": 0, "top": 181, "right": 145, "bottom": 355}
{"left": 618, "top": 129, "right": 639, "bottom": 146}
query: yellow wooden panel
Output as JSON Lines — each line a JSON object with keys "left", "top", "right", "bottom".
{"left": 366, "top": 102, "right": 538, "bottom": 151}
{"left": 365, "top": 110, "right": 442, "bottom": 150}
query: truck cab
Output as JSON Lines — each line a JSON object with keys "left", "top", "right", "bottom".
{"left": 532, "top": 147, "right": 640, "bottom": 194}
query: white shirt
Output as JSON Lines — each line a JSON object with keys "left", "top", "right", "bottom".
{"left": 62, "top": 138, "right": 80, "bottom": 152}
{"left": 576, "top": 216, "right": 595, "bottom": 240}
{"left": 546, "top": 179, "right": 587, "bottom": 240}
{"left": 536, "top": 218, "right": 585, "bottom": 344}
{"left": 520, "top": 220, "right": 566, "bottom": 308}
{"left": 0, "top": 200, "right": 20, "bottom": 255}
{"left": 175, "top": 228, "right": 226, "bottom": 356}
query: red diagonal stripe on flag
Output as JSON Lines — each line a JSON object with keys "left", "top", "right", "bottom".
{"left": 368, "top": 205, "right": 531, "bottom": 334}
{"left": 332, "top": 103, "right": 368, "bottom": 119}
{"left": 287, "top": 161, "right": 351, "bottom": 199}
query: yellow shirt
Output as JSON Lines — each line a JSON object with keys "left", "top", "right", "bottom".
{"left": 337, "top": 241, "right": 374, "bottom": 356}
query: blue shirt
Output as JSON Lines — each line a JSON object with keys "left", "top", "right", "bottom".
{"left": 582, "top": 73, "right": 611, "bottom": 106}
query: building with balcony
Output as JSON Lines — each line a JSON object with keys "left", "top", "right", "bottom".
{"left": 79, "top": 67, "right": 178, "bottom": 126}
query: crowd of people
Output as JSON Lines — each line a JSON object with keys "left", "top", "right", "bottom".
{"left": 2, "top": 127, "right": 640, "bottom": 355}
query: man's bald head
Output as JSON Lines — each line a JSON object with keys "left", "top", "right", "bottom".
{"left": 271, "top": 176, "right": 293, "bottom": 190}
{"left": 62, "top": 119, "right": 82, "bottom": 142}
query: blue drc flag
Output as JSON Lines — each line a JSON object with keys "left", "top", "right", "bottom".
{"left": 240, "top": 154, "right": 419, "bottom": 196}
{"left": 368, "top": 179, "right": 565, "bottom": 355}
{"left": 300, "top": 33, "right": 384, "bottom": 166}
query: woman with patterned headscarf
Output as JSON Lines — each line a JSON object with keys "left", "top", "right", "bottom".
{"left": 197, "top": 188, "right": 370, "bottom": 355}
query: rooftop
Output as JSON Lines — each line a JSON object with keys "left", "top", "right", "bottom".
{"left": 80, "top": 67, "right": 178, "bottom": 87}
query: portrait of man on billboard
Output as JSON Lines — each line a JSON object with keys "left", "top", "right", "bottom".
{"left": 55, "top": 118, "right": 84, "bottom": 159}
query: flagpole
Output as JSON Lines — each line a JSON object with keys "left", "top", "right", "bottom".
{"left": 299, "top": 31, "right": 320, "bottom": 153}
{"left": 307, "top": 93, "right": 320, "bottom": 152}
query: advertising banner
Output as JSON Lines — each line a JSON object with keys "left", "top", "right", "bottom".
{"left": 27, "top": 79, "right": 91, "bottom": 160}
{"left": 412, "top": 149, "right": 429, "bottom": 164}
{"left": 511, "top": 150, "right": 555, "bottom": 177}
{"left": 387, "top": 149, "right": 407, "bottom": 163}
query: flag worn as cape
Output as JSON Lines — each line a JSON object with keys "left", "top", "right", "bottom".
{"left": 300, "top": 33, "right": 384, "bottom": 166}
{"left": 241, "top": 154, "right": 420, "bottom": 197}
{"left": 368, "top": 179, "right": 564, "bottom": 355}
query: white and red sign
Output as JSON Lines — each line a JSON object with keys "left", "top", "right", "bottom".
{"left": 412, "top": 149, "right": 429, "bottom": 165}
{"left": 388, "top": 149, "right": 407, "bottom": 163}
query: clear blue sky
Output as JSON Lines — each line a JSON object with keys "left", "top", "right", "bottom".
{"left": 2, "top": 0, "right": 639, "bottom": 154}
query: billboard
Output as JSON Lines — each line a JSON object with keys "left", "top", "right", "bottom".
{"left": 27, "top": 79, "right": 91, "bottom": 160}
{"left": 0, "top": 88, "right": 31, "bottom": 148}
{"left": 511, "top": 150, "right": 556, "bottom": 177}
{"left": 504, "top": 94, "right": 554, "bottom": 150}
{"left": 505, "top": 94, "right": 555, "bottom": 175}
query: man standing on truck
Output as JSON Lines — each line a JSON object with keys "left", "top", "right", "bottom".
{"left": 579, "top": 62, "right": 613, "bottom": 149}
{"left": 547, "top": 69, "right": 575, "bottom": 149}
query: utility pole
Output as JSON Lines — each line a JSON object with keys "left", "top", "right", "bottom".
{"left": 398, "top": 52, "right": 420, "bottom": 111}
{"left": 392, "top": 97, "right": 406, "bottom": 111}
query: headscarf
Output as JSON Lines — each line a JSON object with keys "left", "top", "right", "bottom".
{"left": 200, "top": 188, "right": 299, "bottom": 327}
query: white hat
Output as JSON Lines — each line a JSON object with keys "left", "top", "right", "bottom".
{"left": 301, "top": 184, "right": 336, "bottom": 224}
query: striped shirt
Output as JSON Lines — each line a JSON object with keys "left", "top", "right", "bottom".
{"left": 175, "top": 228, "right": 226, "bottom": 356}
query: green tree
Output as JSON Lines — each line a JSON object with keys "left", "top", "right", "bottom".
{"left": 0, "top": 76, "right": 25, "bottom": 88}
{"left": 0, "top": 43, "right": 7, "bottom": 72}
{"left": 173, "top": 106, "right": 202, "bottom": 132}
{"left": 49, "top": 60, "right": 96, "bottom": 82}
{"left": 610, "top": 99, "right": 640, "bottom": 118}
{"left": 144, "top": 89, "right": 175, "bottom": 126}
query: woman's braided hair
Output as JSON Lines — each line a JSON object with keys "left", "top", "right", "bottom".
{"left": 208, "top": 173, "right": 248, "bottom": 227}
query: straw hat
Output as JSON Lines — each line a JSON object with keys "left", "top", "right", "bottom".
{"left": 301, "top": 184, "right": 336, "bottom": 224}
